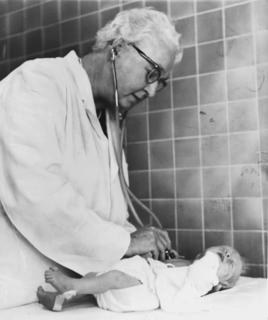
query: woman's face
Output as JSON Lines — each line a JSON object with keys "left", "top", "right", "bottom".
{"left": 114, "top": 36, "right": 177, "bottom": 112}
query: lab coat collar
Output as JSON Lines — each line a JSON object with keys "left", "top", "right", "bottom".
{"left": 64, "top": 50, "right": 97, "bottom": 117}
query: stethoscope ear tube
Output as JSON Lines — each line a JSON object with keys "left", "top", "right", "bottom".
{"left": 109, "top": 47, "right": 163, "bottom": 229}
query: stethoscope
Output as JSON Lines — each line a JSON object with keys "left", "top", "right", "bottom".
{"left": 108, "top": 46, "right": 163, "bottom": 229}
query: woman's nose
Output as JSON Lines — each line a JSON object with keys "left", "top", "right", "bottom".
{"left": 145, "top": 82, "right": 158, "bottom": 97}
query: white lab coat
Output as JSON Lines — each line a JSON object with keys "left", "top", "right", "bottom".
{"left": 0, "top": 51, "right": 134, "bottom": 308}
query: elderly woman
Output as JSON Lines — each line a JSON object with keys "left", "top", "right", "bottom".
{"left": 0, "top": 8, "right": 182, "bottom": 308}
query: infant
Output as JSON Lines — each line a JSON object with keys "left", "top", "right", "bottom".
{"left": 37, "top": 245, "right": 243, "bottom": 313}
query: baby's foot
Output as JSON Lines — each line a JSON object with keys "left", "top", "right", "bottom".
{"left": 37, "top": 286, "right": 64, "bottom": 311}
{"left": 45, "top": 267, "right": 74, "bottom": 293}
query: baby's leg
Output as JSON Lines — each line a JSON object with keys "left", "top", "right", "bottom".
{"left": 45, "top": 268, "right": 141, "bottom": 295}
{"left": 39, "top": 267, "right": 141, "bottom": 311}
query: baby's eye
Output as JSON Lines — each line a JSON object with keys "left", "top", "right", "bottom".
{"left": 225, "top": 252, "right": 230, "bottom": 258}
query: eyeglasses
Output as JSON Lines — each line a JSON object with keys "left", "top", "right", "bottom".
{"left": 129, "top": 43, "right": 168, "bottom": 92}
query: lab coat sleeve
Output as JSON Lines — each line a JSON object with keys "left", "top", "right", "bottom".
{"left": 0, "top": 62, "right": 130, "bottom": 275}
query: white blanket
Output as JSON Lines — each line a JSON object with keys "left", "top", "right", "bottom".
{"left": 0, "top": 277, "right": 267, "bottom": 320}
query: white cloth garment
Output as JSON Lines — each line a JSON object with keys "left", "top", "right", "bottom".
{"left": 0, "top": 51, "right": 134, "bottom": 308}
{"left": 95, "top": 252, "right": 220, "bottom": 313}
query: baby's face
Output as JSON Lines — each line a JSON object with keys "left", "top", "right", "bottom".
{"left": 207, "top": 246, "right": 243, "bottom": 290}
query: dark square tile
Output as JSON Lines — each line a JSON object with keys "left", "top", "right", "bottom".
{"left": 7, "top": 0, "right": 23, "bottom": 12}
{"left": 60, "top": 0, "right": 79, "bottom": 20}
{"left": 175, "top": 138, "right": 200, "bottom": 168}
{"left": 129, "top": 171, "right": 149, "bottom": 199}
{"left": 197, "top": 0, "right": 223, "bottom": 12}
{"left": 148, "top": 82, "right": 171, "bottom": 111}
{"left": 24, "top": 5, "right": 41, "bottom": 30}
{"left": 244, "top": 265, "right": 265, "bottom": 278}
{"left": 150, "top": 140, "right": 173, "bottom": 170}
{"left": 174, "top": 107, "right": 198, "bottom": 138}
{"left": 176, "top": 168, "right": 201, "bottom": 198}
{"left": 177, "top": 230, "right": 203, "bottom": 260}
{"left": 61, "top": 44, "right": 80, "bottom": 57}
{"left": 259, "top": 98, "right": 268, "bottom": 130}
{"left": 151, "top": 170, "right": 175, "bottom": 198}
{"left": 8, "top": 35, "right": 24, "bottom": 59}
{"left": 170, "top": 1, "right": 194, "bottom": 19}
{"left": 0, "top": 0, "right": 8, "bottom": 15}
{"left": 42, "top": 0, "right": 59, "bottom": 26}
{"left": 234, "top": 231, "right": 263, "bottom": 264}
{"left": 149, "top": 111, "right": 172, "bottom": 140}
{"left": 233, "top": 198, "right": 263, "bottom": 230}
{"left": 197, "top": 10, "right": 223, "bottom": 43}
{"left": 225, "top": 3, "right": 251, "bottom": 37}
{"left": 231, "top": 165, "right": 261, "bottom": 197}
{"left": 26, "top": 29, "right": 42, "bottom": 55}
{"left": 227, "top": 67, "right": 256, "bottom": 101}
{"left": 9, "top": 58, "right": 25, "bottom": 73}
{"left": 128, "top": 200, "right": 150, "bottom": 227}
{"left": 172, "top": 46, "right": 196, "bottom": 78}
{"left": 262, "top": 165, "right": 268, "bottom": 197}
{"left": 204, "top": 199, "right": 231, "bottom": 229}
{"left": 200, "top": 103, "right": 227, "bottom": 135}
{"left": 129, "top": 99, "right": 147, "bottom": 115}
{"left": 203, "top": 167, "right": 230, "bottom": 197}
{"left": 44, "top": 25, "right": 60, "bottom": 50}
{"left": 61, "top": 19, "right": 79, "bottom": 46}
{"left": 202, "top": 135, "right": 229, "bottom": 166}
{"left": 127, "top": 142, "right": 148, "bottom": 171}
{"left": 177, "top": 199, "right": 202, "bottom": 229}
{"left": 174, "top": 17, "right": 195, "bottom": 47}
{"left": 254, "top": 0, "right": 268, "bottom": 31}
{"left": 43, "top": 48, "right": 61, "bottom": 58}
{"left": 229, "top": 100, "right": 258, "bottom": 132}
{"left": 80, "top": 13, "right": 99, "bottom": 41}
{"left": 126, "top": 114, "right": 147, "bottom": 142}
{"left": 151, "top": 199, "right": 175, "bottom": 229}
{"left": 263, "top": 199, "right": 268, "bottom": 230}
{"left": 101, "top": 7, "right": 120, "bottom": 27}
{"left": 205, "top": 231, "right": 232, "bottom": 248}
{"left": 257, "top": 65, "right": 268, "bottom": 98}
{"left": 199, "top": 72, "right": 225, "bottom": 105}
{"left": 260, "top": 130, "right": 268, "bottom": 163}
{"left": 145, "top": 1, "right": 167, "bottom": 13}
{"left": 226, "top": 35, "right": 254, "bottom": 69}
{"left": 0, "top": 62, "right": 9, "bottom": 80}
{"left": 9, "top": 10, "right": 24, "bottom": 35}
{"left": 198, "top": 41, "right": 224, "bottom": 74}
{"left": 173, "top": 77, "right": 197, "bottom": 108}
{"left": 0, "top": 15, "right": 8, "bottom": 39}
{"left": 257, "top": 31, "right": 268, "bottom": 64}
{"left": 80, "top": 0, "right": 98, "bottom": 14}
{"left": 230, "top": 132, "right": 259, "bottom": 164}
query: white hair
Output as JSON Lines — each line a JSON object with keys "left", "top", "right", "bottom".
{"left": 93, "top": 7, "right": 182, "bottom": 64}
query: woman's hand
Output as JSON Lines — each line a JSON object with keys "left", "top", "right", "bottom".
{"left": 125, "top": 226, "right": 171, "bottom": 261}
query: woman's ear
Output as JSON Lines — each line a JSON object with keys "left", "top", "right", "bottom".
{"left": 111, "top": 38, "right": 128, "bottom": 56}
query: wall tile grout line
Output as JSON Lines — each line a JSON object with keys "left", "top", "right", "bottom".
{"left": 193, "top": 0, "right": 205, "bottom": 251}
{"left": 222, "top": 0, "right": 234, "bottom": 249}
{"left": 167, "top": 0, "right": 178, "bottom": 252}
{"left": 250, "top": 0, "right": 266, "bottom": 277}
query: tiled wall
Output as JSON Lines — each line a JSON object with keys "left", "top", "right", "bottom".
{"left": 0, "top": 0, "right": 267, "bottom": 277}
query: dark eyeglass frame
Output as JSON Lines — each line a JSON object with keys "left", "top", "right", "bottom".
{"left": 129, "top": 43, "right": 168, "bottom": 91}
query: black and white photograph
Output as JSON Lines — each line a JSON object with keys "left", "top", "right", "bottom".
{"left": 0, "top": 0, "right": 267, "bottom": 319}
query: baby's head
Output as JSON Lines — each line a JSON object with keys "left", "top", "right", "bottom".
{"left": 206, "top": 245, "right": 244, "bottom": 291}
